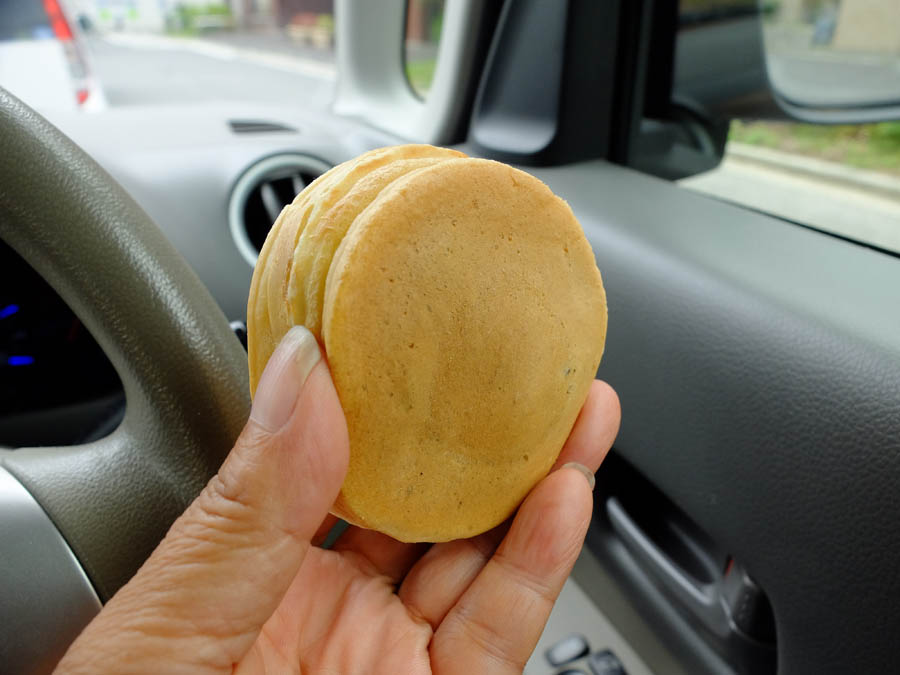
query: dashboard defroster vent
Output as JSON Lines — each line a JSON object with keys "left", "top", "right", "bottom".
{"left": 228, "top": 119, "right": 298, "bottom": 134}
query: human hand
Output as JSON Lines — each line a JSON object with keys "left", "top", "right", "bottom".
{"left": 55, "top": 326, "right": 620, "bottom": 675}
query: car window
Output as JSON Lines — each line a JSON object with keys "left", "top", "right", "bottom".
{"left": 674, "top": 0, "right": 900, "bottom": 255}
{"left": 683, "top": 119, "right": 900, "bottom": 254}
{"left": 404, "top": 0, "right": 445, "bottom": 98}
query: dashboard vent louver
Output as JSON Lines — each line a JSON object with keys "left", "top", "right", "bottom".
{"left": 228, "top": 154, "right": 331, "bottom": 266}
{"left": 228, "top": 119, "right": 298, "bottom": 134}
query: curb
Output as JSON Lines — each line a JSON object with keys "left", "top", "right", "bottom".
{"left": 726, "top": 143, "right": 900, "bottom": 202}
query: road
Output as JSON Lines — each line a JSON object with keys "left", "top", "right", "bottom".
{"left": 86, "top": 33, "right": 335, "bottom": 110}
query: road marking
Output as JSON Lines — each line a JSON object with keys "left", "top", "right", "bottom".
{"left": 102, "top": 32, "right": 335, "bottom": 80}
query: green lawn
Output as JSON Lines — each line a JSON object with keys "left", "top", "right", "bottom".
{"left": 729, "top": 120, "right": 900, "bottom": 175}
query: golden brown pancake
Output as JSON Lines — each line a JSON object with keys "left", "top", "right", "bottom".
{"left": 288, "top": 156, "right": 463, "bottom": 337}
{"left": 247, "top": 146, "right": 607, "bottom": 542}
{"left": 248, "top": 144, "right": 463, "bottom": 394}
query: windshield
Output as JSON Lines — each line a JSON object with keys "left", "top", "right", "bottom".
{"left": 0, "top": 0, "right": 898, "bottom": 255}
{"left": 1, "top": 0, "right": 341, "bottom": 112}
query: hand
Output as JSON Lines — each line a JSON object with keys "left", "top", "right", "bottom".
{"left": 55, "top": 326, "right": 620, "bottom": 675}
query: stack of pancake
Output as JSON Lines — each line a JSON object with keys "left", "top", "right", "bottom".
{"left": 247, "top": 144, "right": 607, "bottom": 542}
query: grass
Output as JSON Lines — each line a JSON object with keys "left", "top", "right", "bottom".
{"left": 167, "top": 3, "right": 232, "bottom": 36}
{"left": 405, "top": 59, "right": 436, "bottom": 98}
{"left": 729, "top": 120, "right": 900, "bottom": 175}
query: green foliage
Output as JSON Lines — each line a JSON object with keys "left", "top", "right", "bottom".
{"left": 729, "top": 120, "right": 900, "bottom": 174}
{"left": 871, "top": 122, "right": 900, "bottom": 151}
{"left": 405, "top": 58, "right": 437, "bottom": 98}
{"left": 729, "top": 120, "right": 780, "bottom": 147}
{"left": 429, "top": 13, "right": 443, "bottom": 43}
{"left": 171, "top": 3, "right": 232, "bottom": 34}
{"left": 316, "top": 13, "right": 335, "bottom": 31}
{"left": 181, "top": 3, "right": 231, "bottom": 17}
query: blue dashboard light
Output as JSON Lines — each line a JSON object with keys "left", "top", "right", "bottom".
{"left": 8, "top": 355, "right": 35, "bottom": 366}
{"left": 0, "top": 304, "right": 19, "bottom": 319}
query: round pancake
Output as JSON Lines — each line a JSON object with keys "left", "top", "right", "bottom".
{"left": 248, "top": 144, "right": 462, "bottom": 395}
{"left": 288, "top": 155, "right": 463, "bottom": 338}
{"left": 322, "top": 157, "right": 607, "bottom": 541}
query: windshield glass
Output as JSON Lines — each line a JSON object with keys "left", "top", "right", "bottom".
{"left": 1, "top": 0, "right": 338, "bottom": 112}
{"left": 404, "top": 0, "right": 444, "bottom": 98}
{"left": 1, "top": 0, "right": 898, "bottom": 255}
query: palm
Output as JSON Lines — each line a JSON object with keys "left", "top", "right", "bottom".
{"left": 241, "top": 545, "right": 434, "bottom": 673}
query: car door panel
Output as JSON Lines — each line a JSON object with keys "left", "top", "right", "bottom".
{"left": 530, "top": 159, "right": 900, "bottom": 673}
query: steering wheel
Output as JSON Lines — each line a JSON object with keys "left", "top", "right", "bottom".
{"left": 0, "top": 89, "right": 250, "bottom": 673}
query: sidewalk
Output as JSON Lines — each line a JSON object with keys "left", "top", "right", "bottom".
{"left": 727, "top": 143, "right": 900, "bottom": 201}
{"left": 682, "top": 143, "right": 900, "bottom": 254}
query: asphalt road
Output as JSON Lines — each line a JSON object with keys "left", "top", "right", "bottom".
{"left": 86, "top": 33, "right": 335, "bottom": 110}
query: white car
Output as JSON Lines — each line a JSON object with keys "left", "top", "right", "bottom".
{"left": 0, "top": 0, "right": 105, "bottom": 112}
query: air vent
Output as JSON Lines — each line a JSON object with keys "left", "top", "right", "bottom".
{"left": 229, "top": 154, "right": 331, "bottom": 266}
{"left": 228, "top": 119, "right": 298, "bottom": 134}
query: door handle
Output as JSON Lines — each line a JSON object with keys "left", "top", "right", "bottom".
{"left": 607, "top": 496, "right": 727, "bottom": 636}
{"left": 606, "top": 496, "right": 775, "bottom": 646}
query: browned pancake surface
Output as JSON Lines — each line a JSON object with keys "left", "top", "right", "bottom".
{"left": 321, "top": 157, "right": 607, "bottom": 541}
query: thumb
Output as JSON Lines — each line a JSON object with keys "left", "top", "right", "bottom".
{"left": 58, "top": 326, "right": 349, "bottom": 673}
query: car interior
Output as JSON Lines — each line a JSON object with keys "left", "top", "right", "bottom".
{"left": 2, "top": 0, "right": 900, "bottom": 673}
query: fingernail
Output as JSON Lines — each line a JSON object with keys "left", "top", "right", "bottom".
{"left": 250, "top": 326, "right": 321, "bottom": 432}
{"left": 562, "top": 461, "right": 596, "bottom": 490}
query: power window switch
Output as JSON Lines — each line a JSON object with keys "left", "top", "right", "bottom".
{"left": 588, "top": 649, "right": 627, "bottom": 675}
{"left": 545, "top": 634, "right": 590, "bottom": 666}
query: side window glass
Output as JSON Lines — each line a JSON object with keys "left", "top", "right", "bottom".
{"left": 674, "top": 0, "right": 900, "bottom": 254}
{"left": 404, "top": 0, "right": 445, "bottom": 98}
